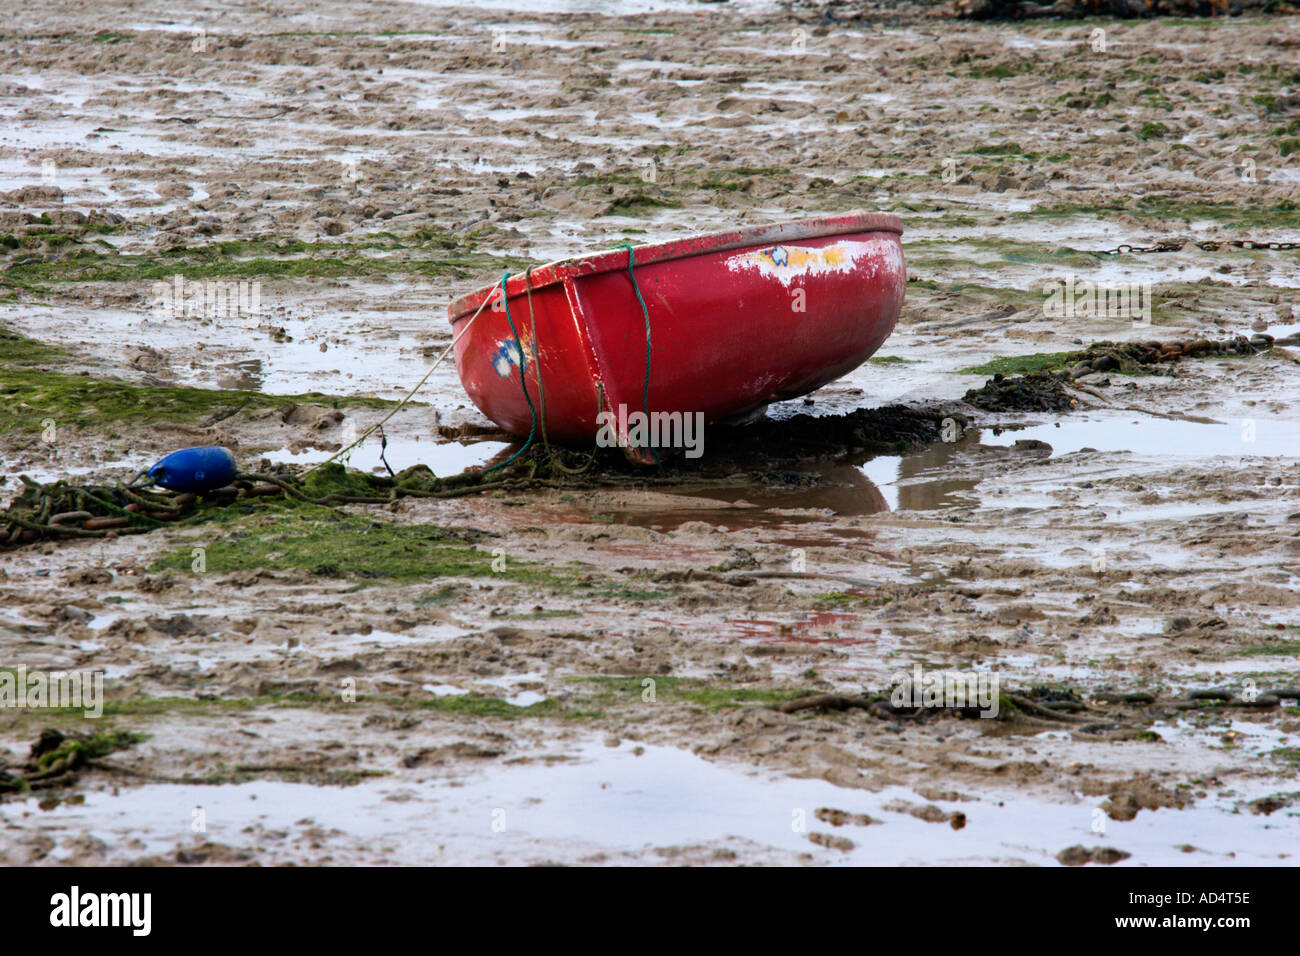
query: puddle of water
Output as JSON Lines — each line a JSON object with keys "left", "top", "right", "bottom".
{"left": 373, "top": 623, "right": 467, "bottom": 643}
{"left": 609, "top": 460, "right": 936, "bottom": 532}
{"left": 857, "top": 436, "right": 985, "bottom": 511}
{"left": 11, "top": 740, "right": 1293, "bottom": 865}
{"left": 506, "top": 690, "right": 547, "bottom": 707}
{"left": 768, "top": 528, "right": 876, "bottom": 549}
{"left": 606, "top": 436, "right": 986, "bottom": 531}
{"left": 983, "top": 418, "right": 1300, "bottom": 460}
{"left": 566, "top": 410, "right": 1297, "bottom": 557}
{"left": 0, "top": 294, "right": 453, "bottom": 401}
{"left": 1265, "top": 320, "right": 1300, "bottom": 341}
{"left": 263, "top": 435, "right": 511, "bottom": 477}
{"left": 913, "top": 244, "right": 1300, "bottom": 291}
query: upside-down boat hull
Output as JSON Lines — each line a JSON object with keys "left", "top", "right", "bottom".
{"left": 447, "top": 211, "right": 906, "bottom": 461}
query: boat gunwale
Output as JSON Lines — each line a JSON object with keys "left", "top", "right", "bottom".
{"left": 447, "top": 210, "right": 903, "bottom": 324}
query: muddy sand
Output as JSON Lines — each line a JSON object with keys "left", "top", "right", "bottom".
{"left": 1, "top": 0, "right": 1298, "bottom": 866}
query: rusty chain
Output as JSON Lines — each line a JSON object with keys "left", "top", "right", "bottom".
{"left": 1101, "top": 238, "right": 1300, "bottom": 255}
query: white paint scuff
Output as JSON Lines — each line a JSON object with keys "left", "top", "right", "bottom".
{"left": 723, "top": 238, "right": 902, "bottom": 288}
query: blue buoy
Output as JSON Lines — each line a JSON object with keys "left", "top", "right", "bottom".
{"left": 147, "top": 446, "right": 238, "bottom": 493}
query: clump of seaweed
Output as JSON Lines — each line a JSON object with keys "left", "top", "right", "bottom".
{"left": 0, "top": 728, "right": 145, "bottom": 795}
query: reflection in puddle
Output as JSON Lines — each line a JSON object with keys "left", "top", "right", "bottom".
{"left": 617, "top": 414, "right": 1300, "bottom": 531}
{"left": 264, "top": 434, "right": 511, "bottom": 476}
{"left": 858, "top": 434, "right": 983, "bottom": 511}
{"left": 214, "top": 358, "right": 265, "bottom": 391}
{"left": 1265, "top": 320, "right": 1300, "bottom": 342}
{"left": 610, "top": 437, "right": 983, "bottom": 531}
{"left": 11, "top": 740, "right": 1292, "bottom": 865}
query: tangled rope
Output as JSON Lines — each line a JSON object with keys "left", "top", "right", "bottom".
{"left": 0, "top": 464, "right": 530, "bottom": 546}
{"left": 2, "top": 244, "right": 670, "bottom": 547}
{"left": 302, "top": 278, "right": 503, "bottom": 479}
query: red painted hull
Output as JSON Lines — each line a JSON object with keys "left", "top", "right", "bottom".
{"left": 447, "top": 211, "right": 905, "bottom": 461}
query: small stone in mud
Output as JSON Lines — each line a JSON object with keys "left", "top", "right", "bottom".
{"left": 1247, "top": 794, "right": 1295, "bottom": 816}
{"left": 146, "top": 613, "right": 198, "bottom": 637}
{"left": 912, "top": 804, "right": 949, "bottom": 824}
{"left": 175, "top": 842, "right": 254, "bottom": 864}
{"left": 403, "top": 742, "right": 503, "bottom": 767}
{"left": 1089, "top": 847, "right": 1131, "bottom": 865}
{"left": 1078, "top": 605, "right": 1117, "bottom": 626}
{"left": 58, "top": 604, "right": 94, "bottom": 625}
{"left": 808, "top": 831, "right": 854, "bottom": 852}
{"left": 884, "top": 799, "right": 963, "bottom": 827}
{"left": 815, "top": 807, "right": 881, "bottom": 828}
{"left": 1105, "top": 797, "right": 1140, "bottom": 822}
{"left": 65, "top": 568, "right": 112, "bottom": 586}
{"left": 1057, "top": 845, "right": 1130, "bottom": 866}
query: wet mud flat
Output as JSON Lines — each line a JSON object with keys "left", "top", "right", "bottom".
{"left": 2, "top": 0, "right": 1300, "bottom": 865}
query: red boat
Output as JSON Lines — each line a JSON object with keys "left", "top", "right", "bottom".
{"left": 447, "top": 211, "right": 905, "bottom": 462}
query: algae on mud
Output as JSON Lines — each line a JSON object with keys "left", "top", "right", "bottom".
{"left": 0, "top": 325, "right": 69, "bottom": 366}
{"left": 0, "top": 227, "right": 524, "bottom": 290}
{"left": 0, "top": 367, "right": 398, "bottom": 435}
{"left": 0, "top": 323, "right": 398, "bottom": 436}
{"left": 957, "top": 335, "right": 1273, "bottom": 377}
{"left": 569, "top": 675, "right": 821, "bottom": 712}
{"left": 147, "top": 503, "right": 544, "bottom": 584}
{"left": 0, "top": 728, "right": 145, "bottom": 795}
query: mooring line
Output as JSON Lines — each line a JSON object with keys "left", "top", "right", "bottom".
{"left": 484, "top": 272, "right": 539, "bottom": 474}
{"left": 616, "top": 242, "right": 659, "bottom": 465}
{"left": 303, "top": 282, "right": 500, "bottom": 478}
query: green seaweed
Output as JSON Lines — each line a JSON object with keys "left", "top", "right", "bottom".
{"left": 1, "top": 693, "right": 602, "bottom": 740}
{"left": 0, "top": 365, "right": 395, "bottom": 434}
{"left": 148, "top": 505, "right": 519, "bottom": 583}
{"left": 32, "top": 729, "right": 145, "bottom": 774}
{"left": 956, "top": 351, "right": 1079, "bottom": 377}
{"left": 414, "top": 585, "right": 461, "bottom": 607}
{"left": 1270, "top": 747, "right": 1300, "bottom": 766}
{"left": 0, "top": 325, "right": 68, "bottom": 366}
{"left": 0, "top": 226, "right": 521, "bottom": 290}
{"left": 1233, "top": 642, "right": 1300, "bottom": 657}
{"left": 968, "top": 63, "right": 1024, "bottom": 79}
{"left": 568, "top": 675, "right": 815, "bottom": 712}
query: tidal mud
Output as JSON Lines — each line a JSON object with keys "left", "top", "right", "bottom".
{"left": 1, "top": 0, "right": 1299, "bottom": 866}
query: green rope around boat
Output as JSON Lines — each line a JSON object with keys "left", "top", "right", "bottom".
{"left": 485, "top": 246, "right": 656, "bottom": 472}
{"left": 483, "top": 271, "right": 538, "bottom": 474}
{"left": 616, "top": 242, "right": 658, "bottom": 464}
